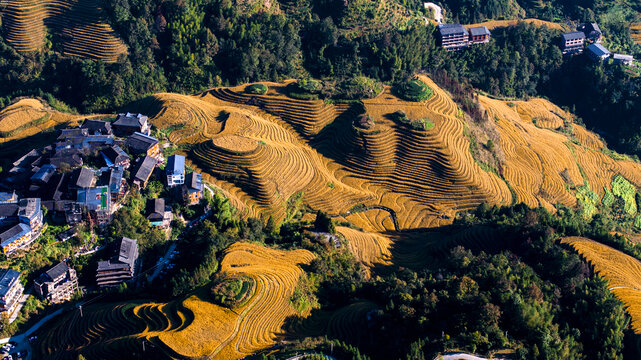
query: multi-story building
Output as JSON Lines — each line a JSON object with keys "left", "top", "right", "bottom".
{"left": 0, "top": 269, "right": 23, "bottom": 317}
{"left": 96, "top": 237, "right": 138, "bottom": 287}
{"left": 101, "top": 145, "right": 130, "bottom": 169}
{"left": 166, "top": 155, "right": 186, "bottom": 187}
{"left": 183, "top": 172, "right": 203, "bottom": 205}
{"left": 77, "top": 186, "right": 111, "bottom": 225}
{"left": 561, "top": 31, "right": 586, "bottom": 55}
{"left": 147, "top": 198, "right": 173, "bottom": 228}
{"left": 34, "top": 261, "right": 78, "bottom": 304}
{"left": 126, "top": 132, "right": 161, "bottom": 160}
{"left": 81, "top": 119, "right": 113, "bottom": 135}
{"left": 112, "top": 113, "right": 150, "bottom": 137}
{"left": 132, "top": 156, "right": 157, "bottom": 189}
{"left": 438, "top": 24, "right": 469, "bottom": 51}
{"left": 18, "top": 198, "right": 43, "bottom": 232}
{"left": 0, "top": 223, "right": 32, "bottom": 254}
{"left": 586, "top": 43, "right": 611, "bottom": 62}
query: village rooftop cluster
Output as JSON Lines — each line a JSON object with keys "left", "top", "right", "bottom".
{"left": 0, "top": 113, "right": 205, "bottom": 322}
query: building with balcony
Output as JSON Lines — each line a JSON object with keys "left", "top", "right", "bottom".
{"left": 34, "top": 261, "right": 78, "bottom": 304}
{"left": 96, "top": 237, "right": 138, "bottom": 287}
{"left": 0, "top": 269, "right": 23, "bottom": 317}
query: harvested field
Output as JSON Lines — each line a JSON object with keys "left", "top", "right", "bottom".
{"left": 34, "top": 242, "right": 314, "bottom": 360}
{"left": 562, "top": 237, "right": 641, "bottom": 333}
{"left": 133, "top": 75, "right": 638, "bottom": 230}
{"left": 464, "top": 18, "right": 565, "bottom": 31}
{"left": 631, "top": 22, "right": 641, "bottom": 44}
{"left": 338, "top": 226, "right": 393, "bottom": 276}
{"left": 0, "top": 0, "right": 127, "bottom": 62}
{"left": 0, "top": 98, "right": 90, "bottom": 142}
{"left": 479, "top": 94, "right": 641, "bottom": 209}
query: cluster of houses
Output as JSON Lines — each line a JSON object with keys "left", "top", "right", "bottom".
{"left": 0, "top": 114, "right": 206, "bottom": 319}
{"left": 561, "top": 23, "right": 635, "bottom": 65}
{"left": 437, "top": 23, "right": 491, "bottom": 50}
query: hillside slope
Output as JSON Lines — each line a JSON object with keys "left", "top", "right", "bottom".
{"left": 0, "top": 0, "right": 127, "bottom": 62}
{"left": 130, "top": 75, "right": 641, "bottom": 231}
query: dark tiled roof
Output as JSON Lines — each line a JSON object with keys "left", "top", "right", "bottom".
{"left": 126, "top": 133, "right": 158, "bottom": 153}
{"left": 58, "top": 128, "right": 88, "bottom": 140}
{"left": 74, "top": 167, "right": 95, "bottom": 188}
{"left": 97, "top": 237, "right": 138, "bottom": 272}
{"left": 469, "top": 26, "right": 490, "bottom": 36}
{"left": 186, "top": 172, "right": 202, "bottom": 191}
{"left": 45, "top": 261, "right": 69, "bottom": 281}
{"left": 102, "top": 145, "right": 129, "bottom": 164}
{"left": 0, "top": 204, "right": 18, "bottom": 218}
{"left": 438, "top": 24, "right": 468, "bottom": 36}
{"left": 147, "top": 198, "right": 165, "bottom": 217}
{"left": 562, "top": 31, "right": 585, "bottom": 41}
{"left": 114, "top": 113, "right": 148, "bottom": 128}
{"left": 50, "top": 153, "right": 83, "bottom": 169}
{"left": 133, "top": 156, "right": 157, "bottom": 183}
{"left": 82, "top": 119, "right": 112, "bottom": 135}
{"left": 31, "top": 164, "right": 57, "bottom": 184}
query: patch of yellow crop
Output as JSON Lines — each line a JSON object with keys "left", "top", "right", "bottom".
{"left": 562, "top": 237, "right": 641, "bottom": 333}
{"left": 158, "top": 242, "right": 315, "bottom": 359}
{"left": 0, "top": 0, "right": 127, "bottom": 62}
{"left": 465, "top": 18, "right": 565, "bottom": 31}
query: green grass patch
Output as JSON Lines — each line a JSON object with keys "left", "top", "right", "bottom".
{"left": 211, "top": 276, "right": 255, "bottom": 309}
{"left": 612, "top": 175, "right": 637, "bottom": 216}
{"left": 245, "top": 83, "right": 268, "bottom": 95}
{"left": 576, "top": 183, "right": 599, "bottom": 220}
{"left": 395, "top": 78, "right": 433, "bottom": 102}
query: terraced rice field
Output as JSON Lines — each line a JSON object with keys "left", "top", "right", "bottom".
{"left": 142, "top": 76, "right": 516, "bottom": 228}
{"left": 159, "top": 242, "right": 315, "bottom": 359}
{"left": 631, "top": 22, "right": 641, "bottom": 44}
{"left": 0, "top": 0, "right": 127, "bottom": 62}
{"left": 338, "top": 226, "right": 393, "bottom": 276}
{"left": 479, "top": 94, "right": 641, "bottom": 209}
{"left": 464, "top": 18, "right": 565, "bottom": 31}
{"left": 35, "top": 242, "right": 314, "bottom": 359}
{"left": 562, "top": 237, "right": 641, "bottom": 333}
{"left": 0, "top": 98, "right": 90, "bottom": 142}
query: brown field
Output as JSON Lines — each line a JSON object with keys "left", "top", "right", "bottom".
{"left": 0, "top": 98, "right": 92, "bottom": 142}
{"left": 34, "top": 242, "right": 315, "bottom": 359}
{"left": 479, "top": 94, "right": 641, "bottom": 208}
{"left": 631, "top": 22, "right": 641, "bottom": 44}
{"left": 136, "top": 75, "right": 514, "bottom": 228}
{"left": 464, "top": 18, "right": 566, "bottom": 31}
{"left": 0, "top": 0, "right": 127, "bottom": 62}
{"left": 562, "top": 237, "right": 641, "bottom": 333}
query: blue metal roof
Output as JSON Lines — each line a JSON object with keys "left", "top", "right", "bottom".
{"left": 587, "top": 43, "right": 610, "bottom": 57}
{"left": 0, "top": 223, "right": 30, "bottom": 248}
{"left": 167, "top": 155, "right": 185, "bottom": 175}
{"left": 0, "top": 269, "right": 20, "bottom": 298}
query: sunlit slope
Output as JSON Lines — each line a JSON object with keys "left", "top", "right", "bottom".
{"left": 34, "top": 242, "right": 314, "bottom": 360}
{"left": 144, "top": 76, "right": 514, "bottom": 229}
{"left": 0, "top": 98, "right": 90, "bottom": 142}
{"left": 464, "top": 18, "right": 566, "bottom": 31}
{"left": 0, "top": 0, "right": 127, "bottom": 62}
{"left": 480, "top": 95, "right": 641, "bottom": 211}
{"left": 562, "top": 237, "right": 641, "bottom": 334}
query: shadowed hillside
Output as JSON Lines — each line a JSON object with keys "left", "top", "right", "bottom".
{"left": 0, "top": 0, "right": 127, "bottom": 62}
